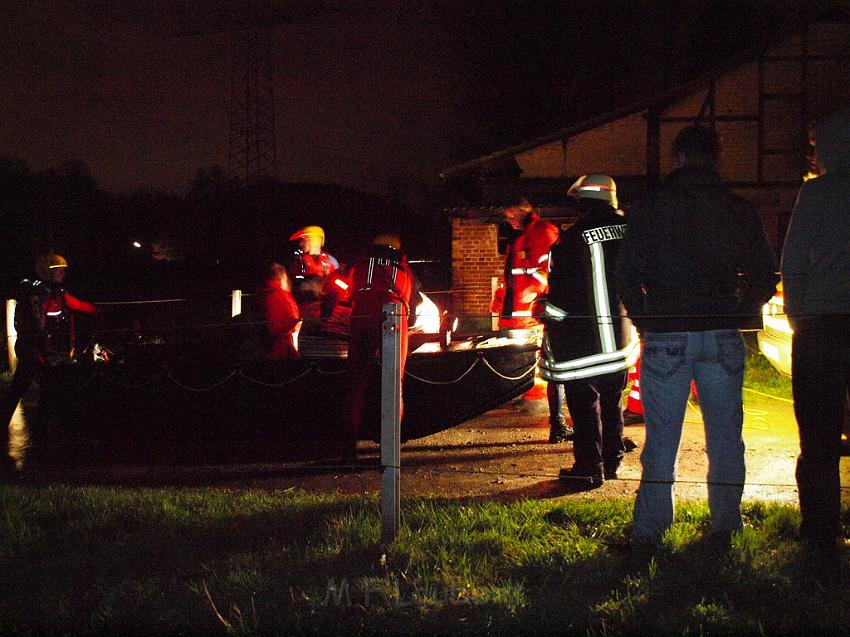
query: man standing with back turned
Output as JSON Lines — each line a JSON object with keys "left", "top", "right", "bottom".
{"left": 538, "top": 175, "right": 639, "bottom": 489}
{"left": 782, "top": 108, "right": 850, "bottom": 554}
{"left": 616, "top": 125, "right": 778, "bottom": 545}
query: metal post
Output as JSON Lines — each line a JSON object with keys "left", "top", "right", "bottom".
{"left": 231, "top": 289, "right": 242, "bottom": 318}
{"left": 491, "top": 277, "right": 500, "bottom": 331}
{"left": 6, "top": 299, "right": 16, "bottom": 372}
{"left": 380, "top": 301, "right": 402, "bottom": 544}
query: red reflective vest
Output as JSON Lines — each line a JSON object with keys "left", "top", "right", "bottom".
{"left": 346, "top": 245, "right": 414, "bottom": 438}
{"left": 15, "top": 279, "right": 98, "bottom": 362}
{"left": 491, "top": 212, "right": 559, "bottom": 329}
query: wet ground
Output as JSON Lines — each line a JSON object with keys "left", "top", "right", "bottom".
{"left": 10, "top": 386, "right": 848, "bottom": 509}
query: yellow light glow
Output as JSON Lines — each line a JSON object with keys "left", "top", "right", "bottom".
{"left": 411, "top": 292, "right": 440, "bottom": 333}
{"left": 763, "top": 314, "right": 793, "bottom": 335}
{"left": 760, "top": 341, "right": 780, "bottom": 363}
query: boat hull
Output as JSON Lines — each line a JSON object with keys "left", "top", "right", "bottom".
{"left": 43, "top": 340, "right": 537, "bottom": 463}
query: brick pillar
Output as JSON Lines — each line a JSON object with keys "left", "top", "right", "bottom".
{"left": 451, "top": 217, "right": 503, "bottom": 327}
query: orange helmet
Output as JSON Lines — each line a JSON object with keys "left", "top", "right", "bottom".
{"left": 35, "top": 254, "right": 68, "bottom": 280}
{"left": 289, "top": 225, "right": 325, "bottom": 247}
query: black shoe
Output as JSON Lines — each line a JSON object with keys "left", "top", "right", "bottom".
{"left": 558, "top": 466, "right": 603, "bottom": 489}
{"left": 603, "top": 461, "right": 622, "bottom": 480}
{"left": 623, "top": 437, "right": 638, "bottom": 452}
{"left": 548, "top": 422, "right": 574, "bottom": 444}
{"left": 622, "top": 410, "right": 644, "bottom": 425}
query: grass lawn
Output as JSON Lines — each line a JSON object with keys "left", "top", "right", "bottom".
{"left": 1, "top": 486, "right": 848, "bottom": 636}
{"left": 741, "top": 332, "right": 793, "bottom": 399}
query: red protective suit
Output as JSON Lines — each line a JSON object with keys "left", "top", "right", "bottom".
{"left": 491, "top": 212, "right": 559, "bottom": 329}
{"left": 290, "top": 250, "right": 339, "bottom": 279}
{"left": 289, "top": 250, "right": 340, "bottom": 321}
{"left": 345, "top": 244, "right": 414, "bottom": 449}
{"left": 13, "top": 280, "right": 98, "bottom": 363}
{"left": 258, "top": 276, "right": 302, "bottom": 361}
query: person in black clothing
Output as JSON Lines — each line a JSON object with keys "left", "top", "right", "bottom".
{"left": 782, "top": 108, "right": 850, "bottom": 553}
{"left": 537, "top": 175, "right": 639, "bottom": 488}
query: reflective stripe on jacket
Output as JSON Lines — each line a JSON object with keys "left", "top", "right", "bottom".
{"left": 539, "top": 209, "right": 637, "bottom": 381}
{"left": 494, "top": 212, "right": 559, "bottom": 329}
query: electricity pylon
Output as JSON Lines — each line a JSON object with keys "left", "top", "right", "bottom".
{"left": 227, "top": 2, "right": 277, "bottom": 185}
{"left": 177, "top": 1, "right": 342, "bottom": 186}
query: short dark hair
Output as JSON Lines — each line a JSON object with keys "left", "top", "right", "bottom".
{"left": 672, "top": 125, "right": 720, "bottom": 165}
{"left": 503, "top": 193, "right": 531, "bottom": 209}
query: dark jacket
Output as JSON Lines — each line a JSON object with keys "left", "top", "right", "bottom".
{"left": 538, "top": 203, "right": 638, "bottom": 381}
{"left": 615, "top": 166, "right": 779, "bottom": 333}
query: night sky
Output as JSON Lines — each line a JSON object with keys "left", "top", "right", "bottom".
{"left": 0, "top": 0, "right": 817, "bottom": 197}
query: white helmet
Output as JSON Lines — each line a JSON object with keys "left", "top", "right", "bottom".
{"left": 568, "top": 174, "right": 618, "bottom": 209}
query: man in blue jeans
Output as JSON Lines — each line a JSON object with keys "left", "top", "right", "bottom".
{"left": 616, "top": 125, "right": 778, "bottom": 545}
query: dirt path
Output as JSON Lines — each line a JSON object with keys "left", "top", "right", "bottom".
{"left": 229, "top": 390, "right": 809, "bottom": 505}
{"left": 49, "top": 389, "right": 849, "bottom": 509}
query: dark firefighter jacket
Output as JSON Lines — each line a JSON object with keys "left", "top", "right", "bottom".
{"left": 537, "top": 207, "right": 639, "bottom": 382}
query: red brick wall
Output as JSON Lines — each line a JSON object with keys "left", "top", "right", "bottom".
{"left": 451, "top": 218, "right": 502, "bottom": 321}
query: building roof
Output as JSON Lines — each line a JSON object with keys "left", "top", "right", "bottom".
{"left": 439, "top": 0, "right": 849, "bottom": 180}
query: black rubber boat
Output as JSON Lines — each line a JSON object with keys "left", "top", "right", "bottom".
{"left": 42, "top": 333, "right": 538, "bottom": 464}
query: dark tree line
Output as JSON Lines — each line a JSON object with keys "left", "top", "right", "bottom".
{"left": 0, "top": 158, "right": 452, "bottom": 302}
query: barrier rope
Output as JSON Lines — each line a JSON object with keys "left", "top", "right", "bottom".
{"left": 165, "top": 368, "right": 238, "bottom": 393}
{"left": 7, "top": 294, "right": 801, "bottom": 415}
{"left": 51, "top": 346, "right": 531, "bottom": 394}
{"left": 479, "top": 358, "right": 537, "bottom": 381}
{"left": 238, "top": 366, "right": 316, "bottom": 387}
{"left": 313, "top": 367, "right": 347, "bottom": 376}
{"left": 404, "top": 358, "right": 480, "bottom": 385}
{"left": 92, "top": 367, "right": 167, "bottom": 389}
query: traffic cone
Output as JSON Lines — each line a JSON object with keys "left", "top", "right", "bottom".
{"left": 626, "top": 359, "right": 643, "bottom": 413}
{"left": 522, "top": 375, "right": 548, "bottom": 401}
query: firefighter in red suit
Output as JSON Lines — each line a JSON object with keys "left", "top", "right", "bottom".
{"left": 1, "top": 254, "right": 98, "bottom": 475}
{"left": 343, "top": 234, "right": 414, "bottom": 460}
{"left": 257, "top": 262, "right": 302, "bottom": 361}
{"left": 288, "top": 225, "right": 340, "bottom": 319}
{"left": 490, "top": 199, "right": 559, "bottom": 329}
{"left": 490, "top": 197, "right": 571, "bottom": 443}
